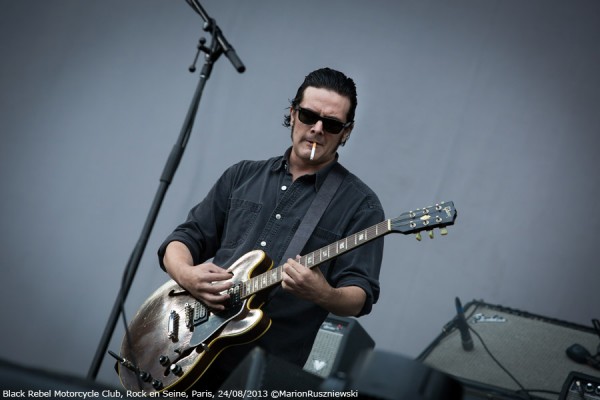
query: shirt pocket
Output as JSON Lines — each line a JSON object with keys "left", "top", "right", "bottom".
{"left": 305, "top": 225, "right": 341, "bottom": 257}
{"left": 221, "top": 198, "right": 262, "bottom": 248}
{"left": 310, "top": 226, "right": 341, "bottom": 247}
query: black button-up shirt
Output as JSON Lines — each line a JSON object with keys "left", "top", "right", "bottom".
{"left": 158, "top": 148, "right": 384, "bottom": 368}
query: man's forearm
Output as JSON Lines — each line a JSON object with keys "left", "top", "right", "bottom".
{"left": 163, "top": 241, "right": 194, "bottom": 281}
{"left": 316, "top": 285, "right": 366, "bottom": 317}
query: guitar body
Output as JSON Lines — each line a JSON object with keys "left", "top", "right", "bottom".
{"left": 118, "top": 250, "right": 274, "bottom": 392}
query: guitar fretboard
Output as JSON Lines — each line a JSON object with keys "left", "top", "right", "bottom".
{"left": 239, "top": 219, "right": 392, "bottom": 299}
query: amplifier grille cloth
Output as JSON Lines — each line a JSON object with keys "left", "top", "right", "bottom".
{"left": 420, "top": 303, "right": 600, "bottom": 399}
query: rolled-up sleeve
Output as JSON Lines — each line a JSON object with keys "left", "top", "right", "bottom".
{"left": 330, "top": 197, "right": 384, "bottom": 316}
{"left": 157, "top": 165, "right": 236, "bottom": 270}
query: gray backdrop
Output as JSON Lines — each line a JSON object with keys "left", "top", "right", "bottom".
{"left": 1, "top": 0, "right": 599, "bottom": 389}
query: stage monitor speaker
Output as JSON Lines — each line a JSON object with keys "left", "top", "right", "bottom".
{"left": 303, "top": 314, "right": 374, "bottom": 379}
{"left": 220, "top": 347, "right": 323, "bottom": 392}
{"left": 347, "top": 349, "right": 463, "bottom": 400}
{"left": 418, "top": 300, "right": 600, "bottom": 400}
{"left": 0, "top": 358, "right": 124, "bottom": 398}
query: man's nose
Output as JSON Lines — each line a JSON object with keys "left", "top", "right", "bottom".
{"left": 311, "top": 119, "right": 324, "bottom": 134}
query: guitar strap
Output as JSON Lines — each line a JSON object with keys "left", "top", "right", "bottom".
{"left": 279, "top": 162, "right": 348, "bottom": 265}
{"left": 263, "top": 162, "right": 347, "bottom": 303}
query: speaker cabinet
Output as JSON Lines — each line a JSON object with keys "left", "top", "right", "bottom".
{"left": 220, "top": 347, "right": 323, "bottom": 392}
{"left": 303, "top": 315, "right": 374, "bottom": 379}
{"left": 418, "top": 301, "right": 600, "bottom": 400}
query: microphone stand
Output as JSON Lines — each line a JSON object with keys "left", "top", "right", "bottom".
{"left": 87, "top": 0, "right": 245, "bottom": 380}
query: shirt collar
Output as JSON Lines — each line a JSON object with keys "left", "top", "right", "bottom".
{"left": 272, "top": 147, "right": 340, "bottom": 190}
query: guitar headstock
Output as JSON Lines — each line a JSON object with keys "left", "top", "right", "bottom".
{"left": 390, "top": 201, "right": 457, "bottom": 240}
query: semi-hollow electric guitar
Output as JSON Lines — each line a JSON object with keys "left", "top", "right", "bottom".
{"left": 114, "top": 201, "right": 457, "bottom": 392}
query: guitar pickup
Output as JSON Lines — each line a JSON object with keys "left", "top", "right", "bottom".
{"left": 168, "top": 310, "right": 179, "bottom": 340}
{"left": 193, "top": 301, "right": 209, "bottom": 326}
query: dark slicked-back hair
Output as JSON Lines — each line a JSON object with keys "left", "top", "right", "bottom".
{"left": 283, "top": 68, "right": 357, "bottom": 127}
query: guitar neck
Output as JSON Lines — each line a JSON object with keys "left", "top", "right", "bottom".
{"left": 239, "top": 219, "right": 392, "bottom": 299}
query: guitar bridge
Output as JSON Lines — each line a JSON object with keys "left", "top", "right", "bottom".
{"left": 184, "top": 303, "right": 194, "bottom": 329}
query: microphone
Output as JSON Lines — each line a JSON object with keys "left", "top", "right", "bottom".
{"left": 185, "top": 0, "right": 246, "bottom": 73}
{"left": 566, "top": 344, "right": 600, "bottom": 370}
{"left": 455, "top": 297, "right": 474, "bottom": 351}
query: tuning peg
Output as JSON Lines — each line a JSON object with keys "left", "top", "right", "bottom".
{"left": 440, "top": 227, "right": 448, "bottom": 236}
{"left": 415, "top": 232, "right": 422, "bottom": 241}
{"left": 428, "top": 230, "right": 434, "bottom": 239}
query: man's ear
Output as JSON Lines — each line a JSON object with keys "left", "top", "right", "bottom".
{"left": 290, "top": 106, "right": 295, "bottom": 126}
{"left": 341, "top": 127, "right": 353, "bottom": 145}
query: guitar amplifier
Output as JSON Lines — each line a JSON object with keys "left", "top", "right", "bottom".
{"left": 559, "top": 372, "right": 600, "bottom": 400}
{"left": 303, "top": 315, "right": 374, "bottom": 379}
{"left": 418, "top": 300, "right": 600, "bottom": 400}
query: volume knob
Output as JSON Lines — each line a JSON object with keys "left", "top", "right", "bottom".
{"left": 138, "top": 371, "right": 152, "bottom": 382}
{"left": 152, "top": 380, "right": 163, "bottom": 390}
{"left": 170, "top": 363, "right": 183, "bottom": 376}
{"left": 159, "top": 355, "right": 170, "bottom": 366}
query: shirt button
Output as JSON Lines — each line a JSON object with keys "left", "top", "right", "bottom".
{"left": 281, "top": 185, "right": 287, "bottom": 191}
{"left": 260, "top": 241, "right": 267, "bottom": 247}
{"left": 275, "top": 214, "right": 282, "bottom": 220}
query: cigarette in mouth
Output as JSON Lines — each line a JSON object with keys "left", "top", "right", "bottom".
{"left": 310, "top": 142, "right": 316, "bottom": 160}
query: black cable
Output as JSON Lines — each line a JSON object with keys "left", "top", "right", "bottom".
{"left": 467, "top": 325, "right": 533, "bottom": 400}
{"left": 120, "top": 306, "right": 144, "bottom": 391}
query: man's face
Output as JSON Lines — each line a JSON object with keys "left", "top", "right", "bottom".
{"left": 289, "top": 86, "right": 353, "bottom": 169}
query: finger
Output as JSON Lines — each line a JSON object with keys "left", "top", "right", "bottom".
{"left": 280, "top": 273, "right": 297, "bottom": 293}
{"left": 205, "top": 269, "right": 234, "bottom": 280}
{"left": 200, "top": 262, "right": 234, "bottom": 276}
{"left": 204, "top": 291, "right": 230, "bottom": 303}
{"left": 204, "top": 300, "right": 227, "bottom": 311}
{"left": 288, "top": 257, "right": 302, "bottom": 267}
{"left": 283, "top": 262, "right": 298, "bottom": 280}
{"left": 205, "top": 280, "right": 233, "bottom": 294}
{"left": 287, "top": 258, "right": 311, "bottom": 281}
{"left": 200, "top": 292, "right": 230, "bottom": 310}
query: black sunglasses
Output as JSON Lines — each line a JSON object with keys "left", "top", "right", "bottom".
{"left": 294, "top": 106, "right": 353, "bottom": 134}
